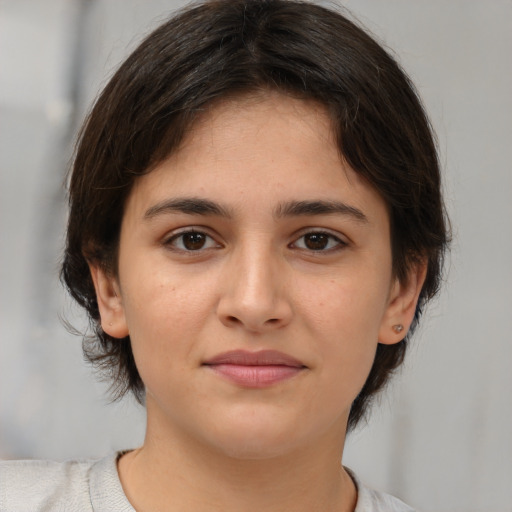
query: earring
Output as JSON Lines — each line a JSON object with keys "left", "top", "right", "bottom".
{"left": 392, "top": 324, "right": 404, "bottom": 334}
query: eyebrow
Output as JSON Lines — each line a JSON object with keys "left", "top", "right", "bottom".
{"left": 144, "top": 197, "right": 367, "bottom": 223}
{"left": 144, "top": 197, "right": 233, "bottom": 219}
{"left": 275, "top": 200, "right": 368, "bottom": 223}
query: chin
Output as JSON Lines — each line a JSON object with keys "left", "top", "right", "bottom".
{"left": 213, "top": 432, "right": 298, "bottom": 460}
{"left": 202, "top": 413, "right": 308, "bottom": 461}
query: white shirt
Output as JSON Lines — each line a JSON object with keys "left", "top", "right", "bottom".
{"left": 0, "top": 453, "right": 416, "bottom": 511}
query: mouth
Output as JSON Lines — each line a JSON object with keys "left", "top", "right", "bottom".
{"left": 202, "top": 350, "right": 307, "bottom": 388}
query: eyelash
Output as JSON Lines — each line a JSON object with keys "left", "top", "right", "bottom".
{"left": 163, "top": 229, "right": 347, "bottom": 253}
{"left": 291, "top": 231, "right": 347, "bottom": 252}
{"left": 164, "top": 230, "right": 220, "bottom": 252}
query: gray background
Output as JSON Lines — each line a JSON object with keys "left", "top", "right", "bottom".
{"left": 1, "top": 1, "right": 511, "bottom": 511}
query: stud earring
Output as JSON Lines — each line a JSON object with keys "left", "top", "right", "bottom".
{"left": 392, "top": 324, "right": 404, "bottom": 334}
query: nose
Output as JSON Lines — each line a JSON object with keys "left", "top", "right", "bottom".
{"left": 216, "top": 241, "right": 293, "bottom": 333}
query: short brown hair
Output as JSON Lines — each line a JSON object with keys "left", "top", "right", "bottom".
{"left": 62, "top": 0, "right": 449, "bottom": 431}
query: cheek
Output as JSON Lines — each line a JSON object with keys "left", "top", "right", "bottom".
{"left": 122, "top": 261, "right": 213, "bottom": 327}
{"left": 119, "top": 266, "right": 218, "bottom": 373}
{"left": 296, "top": 268, "right": 390, "bottom": 385}
{"left": 300, "top": 269, "right": 389, "bottom": 339}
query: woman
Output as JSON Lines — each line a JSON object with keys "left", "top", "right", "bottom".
{"left": 0, "top": 1, "right": 448, "bottom": 510}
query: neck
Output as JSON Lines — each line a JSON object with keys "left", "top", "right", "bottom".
{"left": 118, "top": 405, "right": 356, "bottom": 512}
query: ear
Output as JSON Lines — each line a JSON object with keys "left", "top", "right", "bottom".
{"left": 378, "top": 261, "right": 427, "bottom": 345}
{"left": 88, "top": 263, "right": 129, "bottom": 339}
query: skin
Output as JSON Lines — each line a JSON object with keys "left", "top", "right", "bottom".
{"left": 90, "top": 92, "right": 425, "bottom": 512}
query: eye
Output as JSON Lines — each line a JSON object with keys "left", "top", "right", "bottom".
{"left": 165, "top": 230, "right": 219, "bottom": 251}
{"left": 293, "top": 231, "right": 345, "bottom": 252}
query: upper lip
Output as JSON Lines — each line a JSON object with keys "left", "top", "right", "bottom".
{"left": 203, "top": 350, "right": 306, "bottom": 368}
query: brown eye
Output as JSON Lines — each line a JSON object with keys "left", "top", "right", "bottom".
{"left": 182, "top": 232, "right": 207, "bottom": 250}
{"left": 304, "top": 233, "right": 330, "bottom": 250}
{"left": 167, "top": 231, "right": 218, "bottom": 251}
{"left": 293, "top": 232, "right": 345, "bottom": 252}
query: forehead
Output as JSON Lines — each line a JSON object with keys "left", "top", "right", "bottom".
{"left": 125, "top": 92, "right": 388, "bottom": 224}
{"left": 177, "top": 92, "right": 336, "bottom": 169}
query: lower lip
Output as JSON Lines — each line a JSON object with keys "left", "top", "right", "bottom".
{"left": 206, "top": 364, "right": 304, "bottom": 388}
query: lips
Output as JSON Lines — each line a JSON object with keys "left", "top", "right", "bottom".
{"left": 203, "top": 350, "right": 307, "bottom": 388}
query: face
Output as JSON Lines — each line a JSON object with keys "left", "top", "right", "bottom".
{"left": 93, "top": 93, "right": 420, "bottom": 460}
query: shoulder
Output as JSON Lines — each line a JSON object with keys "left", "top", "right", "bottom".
{"left": 0, "top": 457, "right": 93, "bottom": 511}
{"left": 0, "top": 453, "right": 133, "bottom": 512}
{"left": 348, "top": 469, "right": 417, "bottom": 512}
